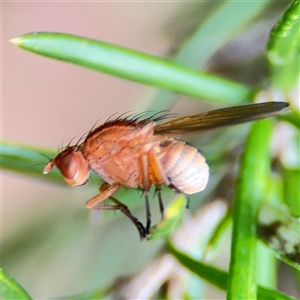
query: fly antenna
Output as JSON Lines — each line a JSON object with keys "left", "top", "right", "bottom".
{"left": 30, "top": 152, "right": 53, "bottom": 169}
{"left": 39, "top": 152, "right": 52, "bottom": 161}
{"left": 30, "top": 162, "right": 48, "bottom": 169}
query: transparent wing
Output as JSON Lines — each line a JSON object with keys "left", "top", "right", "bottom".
{"left": 154, "top": 102, "right": 289, "bottom": 136}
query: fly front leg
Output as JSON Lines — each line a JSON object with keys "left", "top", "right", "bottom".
{"left": 85, "top": 182, "right": 120, "bottom": 208}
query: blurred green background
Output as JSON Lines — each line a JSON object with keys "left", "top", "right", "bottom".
{"left": 2, "top": 1, "right": 299, "bottom": 299}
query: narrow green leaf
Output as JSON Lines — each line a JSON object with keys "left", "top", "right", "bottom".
{"left": 266, "top": 0, "right": 300, "bottom": 90}
{"left": 147, "top": 194, "right": 186, "bottom": 240}
{"left": 257, "top": 242, "right": 277, "bottom": 289}
{"left": 203, "top": 210, "right": 231, "bottom": 258}
{"left": 10, "top": 32, "right": 251, "bottom": 105}
{"left": 137, "top": 0, "right": 269, "bottom": 111}
{"left": 167, "top": 242, "right": 296, "bottom": 300}
{"left": 227, "top": 119, "right": 273, "bottom": 299}
{"left": 1, "top": 142, "right": 103, "bottom": 186}
{"left": 0, "top": 268, "right": 32, "bottom": 300}
{"left": 283, "top": 168, "right": 300, "bottom": 217}
{"left": 1, "top": 142, "right": 62, "bottom": 183}
{"left": 279, "top": 109, "right": 300, "bottom": 130}
{"left": 176, "top": 1, "right": 272, "bottom": 67}
{"left": 167, "top": 242, "right": 228, "bottom": 290}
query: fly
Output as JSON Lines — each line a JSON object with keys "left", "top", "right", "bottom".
{"left": 43, "top": 102, "right": 289, "bottom": 239}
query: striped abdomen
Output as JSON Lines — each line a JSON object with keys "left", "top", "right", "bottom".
{"left": 157, "top": 140, "right": 209, "bottom": 194}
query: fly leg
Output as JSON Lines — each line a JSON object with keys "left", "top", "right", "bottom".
{"left": 93, "top": 197, "right": 146, "bottom": 240}
{"left": 148, "top": 150, "right": 171, "bottom": 222}
{"left": 85, "top": 182, "right": 120, "bottom": 208}
{"left": 155, "top": 184, "right": 164, "bottom": 220}
{"left": 141, "top": 154, "right": 152, "bottom": 235}
{"left": 109, "top": 196, "right": 146, "bottom": 240}
{"left": 87, "top": 183, "right": 147, "bottom": 240}
{"left": 142, "top": 150, "right": 171, "bottom": 235}
{"left": 144, "top": 192, "right": 151, "bottom": 235}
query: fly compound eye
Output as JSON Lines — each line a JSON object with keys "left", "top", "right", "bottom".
{"left": 43, "top": 148, "right": 90, "bottom": 187}
{"left": 54, "top": 150, "right": 90, "bottom": 186}
{"left": 57, "top": 152, "right": 79, "bottom": 180}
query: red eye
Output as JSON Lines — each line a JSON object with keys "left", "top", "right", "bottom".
{"left": 57, "top": 152, "right": 79, "bottom": 180}
{"left": 45, "top": 148, "right": 90, "bottom": 186}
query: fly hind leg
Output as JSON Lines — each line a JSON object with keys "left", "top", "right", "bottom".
{"left": 155, "top": 184, "right": 164, "bottom": 220}
{"left": 141, "top": 153, "right": 153, "bottom": 235}
{"left": 93, "top": 196, "right": 147, "bottom": 240}
{"left": 86, "top": 183, "right": 147, "bottom": 240}
{"left": 146, "top": 150, "right": 173, "bottom": 231}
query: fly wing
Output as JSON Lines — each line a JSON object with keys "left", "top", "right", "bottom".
{"left": 154, "top": 102, "right": 289, "bottom": 136}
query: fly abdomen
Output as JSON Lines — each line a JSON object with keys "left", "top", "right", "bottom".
{"left": 158, "top": 141, "right": 209, "bottom": 194}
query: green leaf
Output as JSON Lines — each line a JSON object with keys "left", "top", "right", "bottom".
{"left": 1, "top": 142, "right": 103, "bottom": 186}
{"left": 0, "top": 268, "right": 32, "bottom": 300}
{"left": 1, "top": 142, "right": 62, "bottom": 184}
{"left": 227, "top": 119, "right": 273, "bottom": 299}
{"left": 139, "top": 1, "right": 271, "bottom": 112}
{"left": 279, "top": 109, "right": 300, "bottom": 130}
{"left": 147, "top": 194, "right": 186, "bottom": 240}
{"left": 176, "top": 1, "right": 272, "bottom": 68}
{"left": 167, "top": 242, "right": 228, "bottom": 290}
{"left": 167, "top": 242, "right": 296, "bottom": 300}
{"left": 203, "top": 210, "right": 231, "bottom": 258}
{"left": 257, "top": 241, "right": 277, "bottom": 288}
{"left": 283, "top": 168, "right": 300, "bottom": 217}
{"left": 10, "top": 32, "right": 251, "bottom": 105}
{"left": 266, "top": 0, "right": 300, "bottom": 90}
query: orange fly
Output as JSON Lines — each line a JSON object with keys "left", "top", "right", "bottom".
{"left": 43, "top": 102, "right": 288, "bottom": 239}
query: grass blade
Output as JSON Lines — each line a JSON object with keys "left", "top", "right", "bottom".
{"left": 227, "top": 119, "right": 273, "bottom": 299}
{"left": 1, "top": 142, "right": 61, "bottom": 183}
{"left": 0, "top": 268, "right": 32, "bottom": 300}
{"left": 176, "top": 1, "right": 272, "bottom": 67}
{"left": 266, "top": 0, "right": 300, "bottom": 90}
{"left": 167, "top": 242, "right": 296, "bottom": 300}
{"left": 10, "top": 32, "right": 251, "bottom": 105}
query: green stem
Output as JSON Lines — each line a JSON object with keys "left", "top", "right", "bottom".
{"left": 227, "top": 119, "right": 273, "bottom": 299}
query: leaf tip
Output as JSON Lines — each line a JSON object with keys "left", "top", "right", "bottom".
{"left": 9, "top": 36, "right": 23, "bottom": 46}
